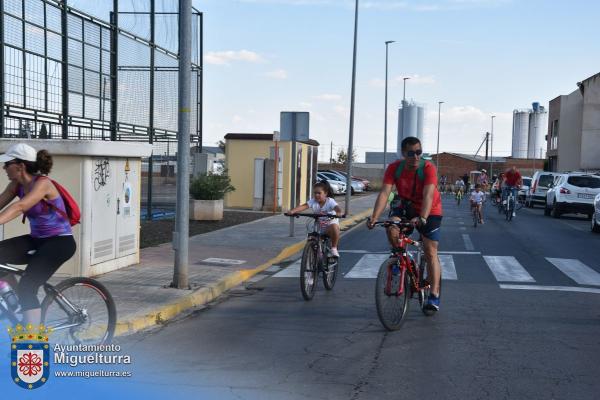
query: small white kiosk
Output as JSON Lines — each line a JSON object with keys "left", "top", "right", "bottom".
{"left": 0, "top": 139, "right": 152, "bottom": 277}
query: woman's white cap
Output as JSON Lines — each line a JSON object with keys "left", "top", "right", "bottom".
{"left": 0, "top": 143, "right": 37, "bottom": 162}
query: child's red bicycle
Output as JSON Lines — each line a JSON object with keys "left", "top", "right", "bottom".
{"left": 369, "top": 218, "right": 440, "bottom": 331}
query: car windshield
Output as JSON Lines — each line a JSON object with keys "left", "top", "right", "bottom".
{"left": 567, "top": 176, "right": 600, "bottom": 188}
{"left": 538, "top": 175, "right": 554, "bottom": 187}
{"left": 523, "top": 178, "right": 531, "bottom": 187}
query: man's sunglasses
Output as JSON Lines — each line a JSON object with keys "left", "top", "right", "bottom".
{"left": 406, "top": 149, "right": 423, "bottom": 157}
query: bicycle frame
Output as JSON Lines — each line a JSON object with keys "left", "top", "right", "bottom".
{"left": 0, "top": 263, "right": 83, "bottom": 332}
{"left": 385, "top": 227, "right": 427, "bottom": 297}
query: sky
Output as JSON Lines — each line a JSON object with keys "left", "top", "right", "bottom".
{"left": 69, "top": 0, "right": 600, "bottom": 162}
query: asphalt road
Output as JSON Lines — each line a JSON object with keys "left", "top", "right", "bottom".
{"left": 119, "top": 195, "right": 600, "bottom": 399}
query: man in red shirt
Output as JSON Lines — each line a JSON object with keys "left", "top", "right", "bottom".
{"left": 367, "top": 137, "right": 443, "bottom": 312}
{"left": 502, "top": 166, "right": 522, "bottom": 217}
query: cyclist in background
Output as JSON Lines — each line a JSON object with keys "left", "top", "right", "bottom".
{"left": 492, "top": 172, "right": 505, "bottom": 203}
{"left": 455, "top": 177, "right": 465, "bottom": 195}
{"left": 470, "top": 184, "right": 486, "bottom": 224}
{"left": 0, "top": 143, "right": 76, "bottom": 326}
{"left": 477, "top": 169, "right": 489, "bottom": 192}
{"left": 502, "top": 166, "right": 522, "bottom": 217}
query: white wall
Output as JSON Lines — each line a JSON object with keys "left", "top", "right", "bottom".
{"left": 581, "top": 75, "right": 600, "bottom": 169}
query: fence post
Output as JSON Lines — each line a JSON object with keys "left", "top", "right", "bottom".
{"left": 146, "top": 0, "right": 155, "bottom": 221}
{"left": 109, "top": 0, "right": 118, "bottom": 141}
{"left": 60, "top": 1, "right": 69, "bottom": 139}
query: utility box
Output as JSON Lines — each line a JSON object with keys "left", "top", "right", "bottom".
{"left": 0, "top": 139, "right": 152, "bottom": 278}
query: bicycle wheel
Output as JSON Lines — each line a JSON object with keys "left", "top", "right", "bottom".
{"left": 506, "top": 198, "right": 513, "bottom": 221}
{"left": 472, "top": 208, "right": 478, "bottom": 228}
{"left": 375, "top": 258, "right": 410, "bottom": 331}
{"left": 322, "top": 243, "right": 339, "bottom": 290}
{"left": 300, "top": 242, "right": 318, "bottom": 300}
{"left": 41, "top": 278, "right": 116, "bottom": 345}
{"left": 456, "top": 195, "right": 461, "bottom": 206}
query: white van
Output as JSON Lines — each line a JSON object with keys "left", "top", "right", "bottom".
{"left": 525, "top": 171, "right": 557, "bottom": 208}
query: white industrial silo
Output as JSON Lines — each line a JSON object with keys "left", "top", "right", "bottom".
{"left": 397, "top": 100, "right": 425, "bottom": 155}
{"left": 527, "top": 103, "right": 548, "bottom": 159}
{"left": 511, "top": 109, "right": 530, "bottom": 158}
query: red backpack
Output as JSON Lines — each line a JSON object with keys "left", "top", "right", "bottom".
{"left": 48, "top": 179, "right": 81, "bottom": 226}
{"left": 19, "top": 177, "right": 81, "bottom": 226}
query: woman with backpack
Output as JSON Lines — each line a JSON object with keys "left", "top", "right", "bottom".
{"left": 0, "top": 143, "right": 76, "bottom": 325}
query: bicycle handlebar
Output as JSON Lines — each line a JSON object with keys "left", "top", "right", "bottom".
{"left": 284, "top": 213, "right": 346, "bottom": 219}
{"left": 367, "top": 217, "right": 414, "bottom": 229}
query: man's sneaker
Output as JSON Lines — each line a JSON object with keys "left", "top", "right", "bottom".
{"left": 423, "top": 294, "right": 440, "bottom": 313}
{"left": 330, "top": 247, "right": 340, "bottom": 258}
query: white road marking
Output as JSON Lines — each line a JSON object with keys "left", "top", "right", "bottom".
{"left": 203, "top": 258, "right": 246, "bottom": 265}
{"left": 500, "top": 284, "right": 600, "bottom": 294}
{"left": 546, "top": 258, "right": 600, "bottom": 286}
{"left": 439, "top": 251, "right": 481, "bottom": 255}
{"left": 462, "top": 234, "right": 475, "bottom": 251}
{"left": 273, "top": 260, "right": 301, "bottom": 277}
{"left": 439, "top": 255, "right": 458, "bottom": 280}
{"left": 345, "top": 254, "right": 390, "bottom": 278}
{"left": 459, "top": 227, "right": 467, "bottom": 231}
{"left": 338, "top": 250, "right": 369, "bottom": 254}
{"left": 483, "top": 256, "right": 535, "bottom": 282}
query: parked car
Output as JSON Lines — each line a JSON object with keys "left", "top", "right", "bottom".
{"left": 317, "top": 171, "right": 364, "bottom": 195}
{"left": 316, "top": 172, "right": 346, "bottom": 195}
{"left": 592, "top": 193, "right": 600, "bottom": 233}
{"left": 518, "top": 176, "right": 532, "bottom": 201}
{"left": 544, "top": 173, "right": 600, "bottom": 219}
{"left": 526, "top": 171, "right": 557, "bottom": 208}
{"left": 322, "top": 170, "right": 371, "bottom": 191}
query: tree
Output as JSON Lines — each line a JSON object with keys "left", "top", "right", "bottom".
{"left": 334, "top": 148, "right": 358, "bottom": 165}
{"left": 217, "top": 140, "right": 226, "bottom": 153}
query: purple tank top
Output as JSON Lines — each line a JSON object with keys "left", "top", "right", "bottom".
{"left": 18, "top": 177, "right": 72, "bottom": 238}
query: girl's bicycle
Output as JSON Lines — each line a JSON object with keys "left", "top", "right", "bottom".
{"left": 285, "top": 213, "right": 345, "bottom": 301}
{"left": 369, "top": 218, "right": 441, "bottom": 331}
{"left": 0, "top": 262, "right": 116, "bottom": 345}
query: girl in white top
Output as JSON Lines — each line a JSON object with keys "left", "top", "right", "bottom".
{"left": 288, "top": 181, "right": 343, "bottom": 257}
{"left": 470, "top": 184, "right": 486, "bottom": 224}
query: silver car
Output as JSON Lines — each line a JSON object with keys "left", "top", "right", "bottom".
{"left": 592, "top": 192, "right": 600, "bottom": 233}
{"left": 318, "top": 171, "right": 364, "bottom": 195}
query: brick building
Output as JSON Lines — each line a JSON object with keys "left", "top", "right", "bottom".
{"left": 431, "top": 153, "right": 544, "bottom": 182}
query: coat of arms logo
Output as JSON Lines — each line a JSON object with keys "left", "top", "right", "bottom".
{"left": 8, "top": 324, "right": 51, "bottom": 390}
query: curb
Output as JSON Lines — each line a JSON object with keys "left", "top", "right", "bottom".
{"left": 115, "top": 207, "right": 373, "bottom": 337}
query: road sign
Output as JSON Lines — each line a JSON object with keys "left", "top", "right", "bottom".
{"left": 280, "top": 112, "right": 309, "bottom": 142}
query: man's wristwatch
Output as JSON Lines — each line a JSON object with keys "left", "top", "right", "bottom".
{"left": 419, "top": 216, "right": 427, "bottom": 226}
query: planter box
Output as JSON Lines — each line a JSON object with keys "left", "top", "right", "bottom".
{"left": 190, "top": 199, "right": 223, "bottom": 221}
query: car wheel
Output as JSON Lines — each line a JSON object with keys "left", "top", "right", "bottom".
{"left": 351, "top": 187, "right": 355, "bottom": 196}
{"left": 544, "top": 201, "right": 551, "bottom": 216}
{"left": 592, "top": 213, "right": 600, "bottom": 233}
{"left": 551, "top": 202, "right": 561, "bottom": 218}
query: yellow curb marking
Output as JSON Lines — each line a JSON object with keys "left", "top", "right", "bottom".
{"left": 114, "top": 207, "right": 373, "bottom": 337}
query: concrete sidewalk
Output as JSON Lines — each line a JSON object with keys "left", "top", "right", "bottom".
{"left": 97, "top": 193, "right": 376, "bottom": 337}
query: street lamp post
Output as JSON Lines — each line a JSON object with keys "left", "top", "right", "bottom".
{"left": 436, "top": 101, "right": 444, "bottom": 174}
{"left": 345, "top": 0, "right": 359, "bottom": 216}
{"left": 490, "top": 115, "right": 496, "bottom": 181}
{"left": 383, "top": 40, "right": 394, "bottom": 171}
{"left": 403, "top": 77, "right": 410, "bottom": 102}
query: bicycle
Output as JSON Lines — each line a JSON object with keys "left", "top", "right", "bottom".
{"left": 471, "top": 201, "right": 483, "bottom": 228}
{"left": 502, "top": 187, "right": 523, "bottom": 222}
{"left": 455, "top": 189, "right": 463, "bottom": 206}
{"left": 369, "top": 218, "right": 441, "bottom": 331}
{"left": 284, "top": 213, "right": 345, "bottom": 301}
{"left": 0, "top": 263, "right": 117, "bottom": 345}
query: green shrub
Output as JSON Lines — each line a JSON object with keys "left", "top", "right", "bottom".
{"left": 190, "top": 171, "right": 235, "bottom": 200}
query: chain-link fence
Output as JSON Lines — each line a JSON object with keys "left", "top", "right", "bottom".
{"left": 0, "top": 0, "right": 203, "bottom": 219}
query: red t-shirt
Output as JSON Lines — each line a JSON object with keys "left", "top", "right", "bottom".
{"left": 383, "top": 160, "right": 443, "bottom": 216}
{"left": 504, "top": 170, "right": 522, "bottom": 186}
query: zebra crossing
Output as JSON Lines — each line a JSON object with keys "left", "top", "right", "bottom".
{"left": 272, "top": 252, "right": 600, "bottom": 292}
